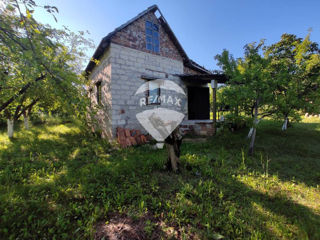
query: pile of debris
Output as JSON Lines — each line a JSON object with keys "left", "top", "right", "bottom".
{"left": 116, "top": 127, "right": 152, "bottom": 148}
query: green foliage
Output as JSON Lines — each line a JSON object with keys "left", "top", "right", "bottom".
{"left": 265, "top": 33, "right": 320, "bottom": 120}
{"left": 0, "top": 118, "right": 320, "bottom": 239}
{"left": 215, "top": 34, "right": 320, "bottom": 154}
{"left": 215, "top": 41, "right": 274, "bottom": 120}
{"left": 215, "top": 33, "right": 320, "bottom": 125}
{"left": 0, "top": 0, "right": 94, "bottom": 125}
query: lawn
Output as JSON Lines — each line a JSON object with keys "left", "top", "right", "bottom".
{"left": 0, "top": 118, "right": 319, "bottom": 239}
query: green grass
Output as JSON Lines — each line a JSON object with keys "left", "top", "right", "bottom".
{"left": 0, "top": 118, "right": 319, "bottom": 239}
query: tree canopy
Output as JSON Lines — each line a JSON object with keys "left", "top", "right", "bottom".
{"left": 215, "top": 33, "right": 320, "bottom": 154}
{"left": 0, "top": 0, "right": 94, "bottom": 132}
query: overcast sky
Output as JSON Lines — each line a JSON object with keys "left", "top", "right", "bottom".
{"left": 33, "top": 0, "right": 320, "bottom": 71}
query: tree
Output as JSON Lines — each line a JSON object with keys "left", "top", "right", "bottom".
{"left": 215, "top": 34, "right": 320, "bottom": 154}
{"left": 215, "top": 41, "right": 275, "bottom": 155}
{"left": 0, "top": 0, "right": 93, "bottom": 137}
{"left": 265, "top": 33, "right": 320, "bottom": 130}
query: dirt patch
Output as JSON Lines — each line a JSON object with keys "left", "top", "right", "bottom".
{"left": 95, "top": 213, "right": 166, "bottom": 240}
{"left": 94, "top": 212, "right": 202, "bottom": 240}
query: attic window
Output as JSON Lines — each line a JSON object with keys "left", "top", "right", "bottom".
{"left": 145, "top": 20, "right": 160, "bottom": 53}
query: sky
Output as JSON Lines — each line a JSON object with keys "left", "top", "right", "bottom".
{"left": 32, "top": 0, "right": 320, "bottom": 71}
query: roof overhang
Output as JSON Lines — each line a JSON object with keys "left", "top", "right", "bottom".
{"left": 178, "top": 74, "right": 228, "bottom": 84}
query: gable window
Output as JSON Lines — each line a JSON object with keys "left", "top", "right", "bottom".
{"left": 145, "top": 20, "right": 160, "bottom": 53}
{"left": 147, "top": 81, "right": 160, "bottom": 105}
{"left": 96, "top": 81, "right": 102, "bottom": 105}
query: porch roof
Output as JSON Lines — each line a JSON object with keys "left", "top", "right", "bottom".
{"left": 177, "top": 73, "right": 228, "bottom": 84}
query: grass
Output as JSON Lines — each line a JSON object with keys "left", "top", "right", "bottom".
{"left": 0, "top": 117, "right": 319, "bottom": 239}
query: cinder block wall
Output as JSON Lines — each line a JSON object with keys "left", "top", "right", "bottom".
{"left": 88, "top": 49, "right": 113, "bottom": 139}
{"left": 110, "top": 43, "right": 187, "bottom": 137}
{"left": 88, "top": 9, "right": 209, "bottom": 139}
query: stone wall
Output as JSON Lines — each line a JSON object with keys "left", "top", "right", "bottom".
{"left": 111, "top": 12, "right": 183, "bottom": 62}
{"left": 109, "top": 43, "right": 186, "bottom": 136}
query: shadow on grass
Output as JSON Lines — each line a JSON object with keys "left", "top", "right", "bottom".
{"left": 0, "top": 120, "right": 319, "bottom": 239}
{"left": 201, "top": 119, "right": 320, "bottom": 188}
{"left": 250, "top": 120, "right": 320, "bottom": 187}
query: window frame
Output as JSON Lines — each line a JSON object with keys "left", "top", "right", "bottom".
{"left": 145, "top": 20, "right": 160, "bottom": 53}
{"left": 96, "top": 81, "right": 102, "bottom": 105}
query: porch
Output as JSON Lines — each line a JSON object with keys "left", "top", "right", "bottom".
{"left": 178, "top": 73, "right": 228, "bottom": 136}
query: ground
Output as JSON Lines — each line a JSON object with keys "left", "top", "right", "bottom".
{"left": 0, "top": 117, "right": 319, "bottom": 239}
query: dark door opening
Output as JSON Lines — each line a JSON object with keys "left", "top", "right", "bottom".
{"left": 187, "top": 86, "right": 210, "bottom": 120}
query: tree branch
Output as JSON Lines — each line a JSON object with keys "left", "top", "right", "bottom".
{"left": 0, "top": 74, "right": 45, "bottom": 113}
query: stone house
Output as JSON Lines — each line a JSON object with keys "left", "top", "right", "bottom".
{"left": 85, "top": 5, "right": 226, "bottom": 141}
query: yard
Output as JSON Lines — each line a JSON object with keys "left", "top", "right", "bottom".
{"left": 0, "top": 118, "right": 319, "bottom": 239}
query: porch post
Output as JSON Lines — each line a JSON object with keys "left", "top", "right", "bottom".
{"left": 211, "top": 80, "right": 217, "bottom": 135}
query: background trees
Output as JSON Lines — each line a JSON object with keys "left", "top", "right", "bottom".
{"left": 215, "top": 33, "right": 320, "bottom": 155}
{"left": 265, "top": 33, "right": 320, "bottom": 129}
{"left": 0, "top": 0, "right": 93, "bottom": 137}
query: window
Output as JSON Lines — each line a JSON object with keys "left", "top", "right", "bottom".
{"left": 147, "top": 81, "right": 160, "bottom": 105}
{"left": 89, "top": 88, "right": 93, "bottom": 107}
{"left": 96, "top": 82, "right": 102, "bottom": 105}
{"left": 145, "top": 20, "right": 160, "bottom": 53}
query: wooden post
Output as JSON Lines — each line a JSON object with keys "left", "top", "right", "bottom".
{"left": 165, "top": 127, "right": 182, "bottom": 172}
{"left": 211, "top": 80, "right": 217, "bottom": 135}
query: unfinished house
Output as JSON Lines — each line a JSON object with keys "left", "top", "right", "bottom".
{"left": 85, "top": 5, "right": 226, "bottom": 145}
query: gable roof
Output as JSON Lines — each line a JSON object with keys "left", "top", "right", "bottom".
{"left": 85, "top": 5, "right": 210, "bottom": 75}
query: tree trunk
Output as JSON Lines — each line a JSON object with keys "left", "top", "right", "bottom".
{"left": 165, "top": 128, "right": 182, "bottom": 172}
{"left": 282, "top": 116, "right": 288, "bottom": 131}
{"left": 248, "top": 100, "right": 259, "bottom": 156}
{"left": 23, "top": 112, "right": 29, "bottom": 130}
{"left": 248, "top": 127, "right": 256, "bottom": 155}
{"left": 7, "top": 119, "right": 14, "bottom": 138}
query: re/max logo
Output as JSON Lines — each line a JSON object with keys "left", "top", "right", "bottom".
{"left": 139, "top": 95, "right": 182, "bottom": 107}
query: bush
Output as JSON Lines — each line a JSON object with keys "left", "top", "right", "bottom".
{"left": 222, "top": 114, "right": 249, "bottom": 131}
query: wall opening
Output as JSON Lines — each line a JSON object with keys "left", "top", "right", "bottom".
{"left": 187, "top": 86, "right": 210, "bottom": 120}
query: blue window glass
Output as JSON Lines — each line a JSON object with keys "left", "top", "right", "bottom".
{"left": 154, "top": 44, "right": 159, "bottom": 53}
{"left": 146, "top": 43, "right": 152, "bottom": 51}
{"left": 145, "top": 20, "right": 160, "bottom": 53}
{"left": 153, "top": 24, "right": 159, "bottom": 31}
{"left": 146, "top": 21, "right": 152, "bottom": 28}
{"left": 146, "top": 28, "right": 152, "bottom": 35}
{"left": 153, "top": 31, "right": 159, "bottom": 38}
{"left": 146, "top": 36, "right": 152, "bottom": 43}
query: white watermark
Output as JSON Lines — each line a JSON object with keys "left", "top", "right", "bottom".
{"left": 135, "top": 79, "right": 185, "bottom": 147}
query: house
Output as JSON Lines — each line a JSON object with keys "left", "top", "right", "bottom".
{"left": 85, "top": 5, "right": 226, "bottom": 142}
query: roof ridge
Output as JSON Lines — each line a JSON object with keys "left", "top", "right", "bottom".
{"left": 85, "top": 5, "right": 210, "bottom": 74}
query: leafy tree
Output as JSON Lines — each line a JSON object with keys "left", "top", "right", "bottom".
{"left": 216, "top": 34, "right": 320, "bottom": 154}
{"left": 265, "top": 33, "right": 320, "bottom": 130}
{"left": 0, "top": 0, "right": 93, "bottom": 137}
{"left": 215, "top": 41, "right": 275, "bottom": 155}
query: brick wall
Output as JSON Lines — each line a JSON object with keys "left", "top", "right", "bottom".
{"left": 111, "top": 12, "right": 183, "bottom": 62}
